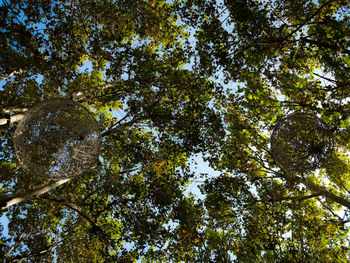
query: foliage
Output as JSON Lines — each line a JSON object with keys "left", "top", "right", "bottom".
{"left": 1, "top": 0, "right": 350, "bottom": 262}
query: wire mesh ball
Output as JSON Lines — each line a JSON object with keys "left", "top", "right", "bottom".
{"left": 271, "top": 112, "right": 334, "bottom": 173}
{"left": 13, "top": 98, "right": 101, "bottom": 179}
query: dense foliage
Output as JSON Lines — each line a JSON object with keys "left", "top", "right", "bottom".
{"left": 0, "top": 0, "right": 350, "bottom": 262}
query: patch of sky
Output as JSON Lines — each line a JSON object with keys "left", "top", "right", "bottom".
{"left": 333, "top": 3, "right": 350, "bottom": 21}
{"left": 0, "top": 213, "right": 9, "bottom": 237}
{"left": 185, "top": 153, "right": 221, "bottom": 199}
{"left": 77, "top": 60, "right": 94, "bottom": 74}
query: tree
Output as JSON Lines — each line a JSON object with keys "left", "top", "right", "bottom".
{"left": 0, "top": 0, "right": 350, "bottom": 262}
{"left": 176, "top": 0, "right": 350, "bottom": 261}
{"left": 0, "top": 0, "right": 215, "bottom": 261}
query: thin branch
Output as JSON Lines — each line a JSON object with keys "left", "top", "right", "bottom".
{"left": 38, "top": 195, "right": 119, "bottom": 246}
{"left": 0, "top": 80, "right": 130, "bottom": 126}
{"left": 287, "top": 0, "right": 336, "bottom": 38}
{"left": 268, "top": 193, "right": 321, "bottom": 203}
{"left": 101, "top": 112, "right": 133, "bottom": 137}
{"left": 247, "top": 146, "right": 282, "bottom": 177}
{"left": 101, "top": 115, "right": 145, "bottom": 137}
{"left": 302, "top": 37, "right": 350, "bottom": 56}
{"left": 317, "top": 197, "right": 344, "bottom": 221}
{"left": 5, "top": 244, "right": 55, "bottom": 263}
{"left": 340, "top": 182, "right": 350, "bottom": 196}
{"left": 3, "top": 232, "right": 27, "bottom": 259}
{"left": 269, "top": 5, "right": 289, "bottom": 27}
{"left": 313, "top": 72, "right": 338, "bottom": 84}
{"left": 37, "top": 195, "right": 98, "bottom": 228}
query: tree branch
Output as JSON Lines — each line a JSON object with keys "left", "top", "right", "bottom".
{"left": 0, "top": 81, "right": 125, "bottom": 126}
{"left": 0, "top": 113, "right": 26, "bottom": 126}
{"left": 37, "top": 195, "right": 99, "bottom": 228}
{"left": 268, "top": 193, "right": 321, "bottom": 203}
{"left": 313, "top": 72, "right": 338, "bottom": 84}
{"left": 101, "top": 112, "right": 133, "bottom": 137}
{"left": 242, "top": 194, "right": 321, "bottom": 208}
{"left": 101, "top": 115, "right": 144, "bottom": 137}
{"left": 317, "top": 197, "right": 344, "bottom": 221}
{"left": 1, "top": 107, "right": 29, "bottom": 114}
{"left": 281, "top": 172, "right": 350, "bottom": 210}
{"left": 0, "top": 78, "right": 136, "bottom": 126}
{"left": 0, "top": 179, "right": 70, "bottom": 210}
{"left": 38, "top": 195, "right": 117, "bottom": 249}
{"left": 70, "top": 83, "right": 119, "bottom": 101}
{"left": 0, "top": 70, "right": 25, "bottom": 82}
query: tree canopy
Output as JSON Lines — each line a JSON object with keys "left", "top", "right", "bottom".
{"left": 1, "top": 0, "right": 350, "bottom": 262}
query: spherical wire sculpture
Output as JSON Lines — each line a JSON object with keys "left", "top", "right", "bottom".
{"left": 13, "top": 98, "right": 101, "bottom": 179}
{"left": 270, "top": 112, "right": 334, "bottom": 173}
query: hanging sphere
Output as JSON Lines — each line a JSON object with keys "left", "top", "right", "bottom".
{"left": 13, "top": 99, "right": 101, "bottom": 179}
{"left": 271, "top": 112, "right": 334, "bottom": 173}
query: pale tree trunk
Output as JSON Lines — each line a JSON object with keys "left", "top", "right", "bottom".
{"left": 0, "top": 179, "right": 70, "bottom": 210}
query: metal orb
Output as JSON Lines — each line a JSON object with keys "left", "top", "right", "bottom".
{"left": 13, "top": 99, "right": 101, "bottom": 179}
{"left": 271, "top": 112, "right": 334, "bottom": 173}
